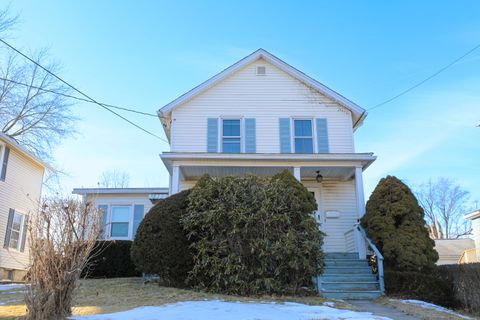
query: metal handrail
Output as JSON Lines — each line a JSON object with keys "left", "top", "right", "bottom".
{"left": 354, "top": 223, "right": 385, "bottom": 293}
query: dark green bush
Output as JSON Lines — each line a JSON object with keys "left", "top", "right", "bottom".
{"left": 131, "top": 190, "right": 193, "bottom": 287}
{"left": 83, "top": 241, "right": 140, "bottom": 278}
{"left": 384, "top": 269, "right": 454, "bottom": 307}
{"left": 438, "top": 263, "right": 480, "bottom": 315}
{"left": 361, "top": 176, "right": 438, "bottom": 271}
{"left": 183, "top": 171, "right": 324, "bottom": 295}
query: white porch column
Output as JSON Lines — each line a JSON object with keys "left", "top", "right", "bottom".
{"left": 170, "top": 165, "right": 180, "bottom": 195}
{"left": 293, "top": 167, "right": 301, "bottom": 181}
{"left": 355, "top": 166, "right": 365, "bottom": 218}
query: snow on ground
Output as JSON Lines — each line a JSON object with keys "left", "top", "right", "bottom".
{"left": 72, "top": 300, "right": 392, "bottom": 320}
{"left": 400, "top": 299, "right": 471, "bottom": 319}
{"left": 0, "top": 284, "right": 25, "bottom": 292}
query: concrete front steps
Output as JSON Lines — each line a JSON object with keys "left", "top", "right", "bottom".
{"left": 316, "top": 252, "right": 383, "bottom": 300}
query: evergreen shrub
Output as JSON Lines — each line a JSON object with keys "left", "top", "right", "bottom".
{"left": 183, "top": 171, "right": 324, "bottom": 295}
{"left": 131, "top": 190, "right": 193, "bottom": 287}
{"left": 361, "top": 175, "right": 438, "bottom": 271}
{"left": 83, "top": 240, "right": 140, "bottom": 278}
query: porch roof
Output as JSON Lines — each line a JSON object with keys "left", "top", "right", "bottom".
{"left": 160, "top": 152, "right": 376, "bottom": 180}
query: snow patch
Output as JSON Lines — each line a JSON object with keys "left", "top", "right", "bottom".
{"left": 400, "top": 299, "right": 471, "bottom": 319}
{"left": 72, "top": 300, "right": 392, "bottom": 320}
{"left": 0, "top": 284, "right": 25, "bottom": 292}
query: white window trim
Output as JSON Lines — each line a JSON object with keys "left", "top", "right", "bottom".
{"left": 291, "top": 117, "right": 316, "bottom": 153}
{"left": 8, "top": 210, "right": 25, "bottom": 252}
{"left": 220, "top": 117, "right": 243, "bottom": 153}
{"left": 107, "top": 204, "right": 134, "bottom": 240}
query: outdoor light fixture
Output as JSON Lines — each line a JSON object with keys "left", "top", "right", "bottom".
{"left": 315, "top": 171, "right": 323, "bottom": 183}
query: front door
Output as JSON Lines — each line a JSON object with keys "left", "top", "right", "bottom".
{"left": 309, "top": 189, "right": 324, "bottom": 231}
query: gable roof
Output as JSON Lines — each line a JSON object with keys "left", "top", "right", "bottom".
{"left": 0, "top": 132, "right": 53, "bottom": 171}
{"left": 158, "top": 49, "right": 367, "bottom": 136}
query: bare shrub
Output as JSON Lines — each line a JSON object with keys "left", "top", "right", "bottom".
{"left": 25, "top": 198, "right": 102, "bottom": 320}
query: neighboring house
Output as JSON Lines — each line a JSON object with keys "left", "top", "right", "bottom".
{"left": 157, "top": 49, "right": 380, "bottom": 298}
{"left": 465, "top": 209, "right": 480, "bottom": 262}
{"left": 434, "top": 239, "right": 476, "bottom": 265}
{"left": 0, "top": 132, "right": 50, "bottom": 282}
{"left": 72, "top": 188, "right": 169, "bottom": 240}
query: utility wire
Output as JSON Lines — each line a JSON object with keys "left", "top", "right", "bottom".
{"left": 0, "top": 76, "right": 158, "bottom": 117}
{"left": 368, "top": 43, "right": 480, "bottom": 111}
{"left": 0, "top": 38, "right": 166, "bottom": 142}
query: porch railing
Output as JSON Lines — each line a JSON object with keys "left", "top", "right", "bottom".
{"left": 345, "top": 223, "right": 385, "bottom": 293}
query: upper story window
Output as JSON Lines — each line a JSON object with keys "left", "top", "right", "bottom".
{"left": 294, "top": 119, "right": 314, "bottom": 153}
{"left": 222, "top": 119, "right": 241, "bottom": 153}
{"left": 110, "top": 206, "right": 130, "bottom": 238}
{"left": 0, "top": 143, "right": 9, "bottom": 182}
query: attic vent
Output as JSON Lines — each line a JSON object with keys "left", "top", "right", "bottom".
{"left": 256, "top": 66, "right": 266, "bottom": 75}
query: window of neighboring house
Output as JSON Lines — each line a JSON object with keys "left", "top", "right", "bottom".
{"left": 0, "top": 143, "right": 7, "bottom": 181}
{"left": 294, "top": 119, "right": 314, "bottom": 153}
{"left": 8, "top": 211, "right": 24, "bottom": 250}
{"left": 110, "top": 206, "right": 130, "bottom": 238}
{"left": 222, "top": 119, "right": 241, "bottom": 153}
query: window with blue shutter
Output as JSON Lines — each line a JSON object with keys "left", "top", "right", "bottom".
{"left": 279, "top": 118, "right": 291, "bottom": 153}
{"left": 316, "top": 118, "right": 329, "bottom": 153}
{"left": 244, "top": 118, "right": 256, "bottom": 153}
{"left": 293, "top": 119, "right": 314, "bottom": 154}
{"left": 222, "top": 119, "right": 241, "bottom": 153}
{"left": 207, "top": 118, "right": 219, "bottom": 152}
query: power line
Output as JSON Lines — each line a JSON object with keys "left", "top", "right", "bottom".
{"left": 0, "top": 76, "right": 158, "bottom": 117}
{"left": 368, "top": 43, "right": 480, "bottom": 111}
{"left": 0, "top": 38, "right": 166, "bottom": 142}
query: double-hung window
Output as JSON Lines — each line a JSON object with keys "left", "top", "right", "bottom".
{"left": 222, "top": 119, "right": 241, "bottom": 153}
{"left": 110, "top": 206, "right": 130, "bottom": 238}
{"left": 8, "top": 211, "right": 24, "bottom": 250}
{"left": 294, "top": 119, "right": 314, "bottom": 153}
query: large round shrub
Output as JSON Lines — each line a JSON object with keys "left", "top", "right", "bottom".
{"left": 131, "top": 190, "right": 193, "bottom": 287}
{"left": 183, "top": 171, "right": 324, "bottom": 295}
{"left": 361, "top": 175, "right": 438, "bottom": 271}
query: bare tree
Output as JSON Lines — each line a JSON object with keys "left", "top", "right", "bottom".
{"left": 0, "top": 50, "right": 77, "bottom": 162}
{"left": 417, "top": 178, "right": 471, "bottom": 239}
{"left": 25, "top": 197, "right": 102, "bottom": 319}
{"left": 0, "top": 6, "right": 77, "bottom": 163}
{"left": 98, "top": 169, "right": 130, "bottom": 188}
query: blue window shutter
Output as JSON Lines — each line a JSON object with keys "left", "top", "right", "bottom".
{"left": 19, "top": 215, "right": 29, "bottom": 252}
{"left": 98, "top": 205, "right": 108, "bottom": 239}
{"left": 207, "top": 118, "right": 218, "bottom": 152}
{"left": 1, "top": 147, "right": 10, "bottom": 181}
{"left": 133, "top": 205, "right": 144, "bottom": 238}
{"left": 316, "top": 118, "right": 329, "bottom": 153}
{"left": 279, "top": 118, "right": 291, "bottom": 153}
{"left": 244, "top": 118, "right": 256, "bottom": 153}
{"left": 3, "top": 209, "right": 14, "bottom": 248}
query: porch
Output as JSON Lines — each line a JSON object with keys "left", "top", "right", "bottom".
{"left": 161, "top": 152, "right": 375, "bottom": 253}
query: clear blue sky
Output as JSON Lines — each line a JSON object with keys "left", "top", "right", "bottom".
{"left": 7, "top": 1, "right": 480, "bottom": 203}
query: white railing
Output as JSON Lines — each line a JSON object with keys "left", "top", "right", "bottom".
{"left": 348, "top": 223, "right": 385, "bottom": 293}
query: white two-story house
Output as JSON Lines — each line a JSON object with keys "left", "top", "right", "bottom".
{"left": 158, "top": 49, "right": 376, "bottom": 256}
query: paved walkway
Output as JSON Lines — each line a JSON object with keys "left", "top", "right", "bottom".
{"left": 346, "top": 300, "right": 420, "bottom": 320}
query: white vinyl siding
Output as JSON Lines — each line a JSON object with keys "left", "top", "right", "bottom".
{"left": 320, "top": 180, "right": 359, "bottom": 253}
{"left": 170, "top": 58, "right": 354, "bottom": 153}
{"left": 0, "top": 146, "right": 44, "bottom": 270}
